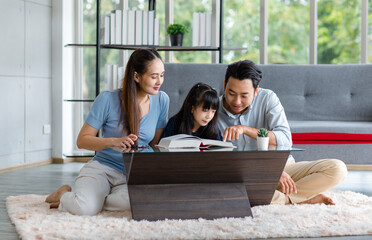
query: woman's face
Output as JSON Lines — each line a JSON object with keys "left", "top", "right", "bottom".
{"left": 191, "top": 105, "right": 217, "bottom": 131}
{"left": 135, "top": 58, "right": 165, "bottom": 95}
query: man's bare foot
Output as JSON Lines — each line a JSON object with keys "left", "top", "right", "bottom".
{"left": 45, "top": 185, "right": 72, "bottom": 208}
{"left": 298, "top": 194, "right": 335, "bottom": 205}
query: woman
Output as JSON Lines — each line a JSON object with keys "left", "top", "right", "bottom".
{"left": 45, "top": 48, "right": 169, "bottom": 215}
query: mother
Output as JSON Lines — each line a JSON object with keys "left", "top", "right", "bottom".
{"left": 45, "top": 48, "right": 169, "bottom": 215}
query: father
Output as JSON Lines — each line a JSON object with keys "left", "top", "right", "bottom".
{"left": 218, "top": 60, "right": 347, "bottom": 205}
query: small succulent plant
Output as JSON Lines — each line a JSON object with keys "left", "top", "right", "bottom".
{"left": 257, "top": 128, "right": 269, "bottom": 137}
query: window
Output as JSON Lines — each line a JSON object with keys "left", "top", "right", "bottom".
{"left": 223, "top": 0, "right": 260, "bottom": 63}
{"left": 368, "top": 0, "right": 372, "bottom": 62}
{"left": 317, "top": 0, "right": 361, "bottom": 64}
{"left": 268, "top": 0, "right": 309, "bottom": 64}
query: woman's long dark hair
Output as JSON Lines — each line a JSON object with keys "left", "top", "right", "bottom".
{"left": 119, "top": 48, "right": 162, "bottom": 138}
{"left": 174, "top": 82, "right": 220, "bottom": 140}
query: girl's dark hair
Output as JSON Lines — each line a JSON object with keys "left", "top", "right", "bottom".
{"left": 174, "top": 82, "right": 220, "bottom": 140}
{"left": 119, "top": 48, "right": 162, "bottom": 138}
{"left": 225, "top": 60, "right": 262, "bottom": 89}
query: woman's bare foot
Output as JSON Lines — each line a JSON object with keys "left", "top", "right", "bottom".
{"left": 298, "top": 194, "right": 335, "bottom": 205}
{"left": 45, "top": 185, "right": 71, "bottom": 208}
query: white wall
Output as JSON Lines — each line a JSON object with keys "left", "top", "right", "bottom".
{"left": 0, "top": 0, "right": 52, "bottom": 169}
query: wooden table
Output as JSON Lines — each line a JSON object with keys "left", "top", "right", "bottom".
{"left": 122, "top": 146, "right": 300, "bottom": 221}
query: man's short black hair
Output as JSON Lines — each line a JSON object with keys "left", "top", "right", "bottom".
{"left": 224, "top": 60, "right": 262, "bottom": 89}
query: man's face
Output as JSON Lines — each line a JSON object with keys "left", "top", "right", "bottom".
{"left": 223, "top": 77, "right": 258, "bottom": 115}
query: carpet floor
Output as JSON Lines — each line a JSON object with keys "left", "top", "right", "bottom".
{"left": 6, "top": 190, "right": 372, "bottom": 240}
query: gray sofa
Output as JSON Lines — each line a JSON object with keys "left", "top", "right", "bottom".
{"left": 162, "top": 63, "right": 372, "bottom": 165}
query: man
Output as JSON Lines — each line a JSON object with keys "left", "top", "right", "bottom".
{"left": 218, "top": 60, "right": 347, "bottom": 205}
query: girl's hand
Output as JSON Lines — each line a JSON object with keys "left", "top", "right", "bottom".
{"left": 111, "top": 134, "right": 138, "bottom": 151}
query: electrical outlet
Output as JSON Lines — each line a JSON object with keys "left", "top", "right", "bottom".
{"left": 43, "top": 124, "right": 51, "bottom": 134}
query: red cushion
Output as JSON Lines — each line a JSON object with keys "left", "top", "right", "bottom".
{"left": 292, "top": 132, "right": 372, "bottom": 144}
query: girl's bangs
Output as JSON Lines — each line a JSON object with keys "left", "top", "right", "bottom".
{"left": 199, "top": 91, "right": 219, "bottom": 110}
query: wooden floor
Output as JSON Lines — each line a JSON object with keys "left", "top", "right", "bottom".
{"left": 0, "top": 162, "right": 371, "bottom": 240}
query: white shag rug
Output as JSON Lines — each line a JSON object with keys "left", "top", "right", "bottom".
{"left": 6, "top": 190, "right": 372, "bottom": 240}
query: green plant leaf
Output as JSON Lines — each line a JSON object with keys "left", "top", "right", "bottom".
{"left": 166, "top": 23, "right": 189, "bottom": 35}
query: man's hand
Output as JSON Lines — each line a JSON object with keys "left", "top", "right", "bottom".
{"left": 222, "top": 125, "right": 245, "bottom": 142}
{"left": 279, "top": 171, "right": 297, "bottom": 197}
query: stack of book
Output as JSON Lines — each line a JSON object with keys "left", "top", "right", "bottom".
{"left": 101, "top": 9, "right": 160, "bottom": 46}
{"left": 104, "top": 64, "right": 125, "bottom": 91}
{"left": 192, "top": 12, "right": 212, "bottom": 47}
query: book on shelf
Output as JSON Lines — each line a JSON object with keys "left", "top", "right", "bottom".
{"left": 135, "top": 10, "right": 143, "bottom": 45}
{"left": 122, "top": 0, "right": 128, "bottom": 45}
{"left": 148, "top": 11, "right": 155, "bottom": 45}
{"left": 199, "top": 13, "right": 206, "bottom": 46}
{"left": 154, "top": 18, "right": 160, "bottom": 46}
{"left": 192, "top": 12, "right": 212, "bottom": 47}
{"left": 122, "top": 10, "right": 128, "bottom": 45}
{"left": 118, "top": 66, "right": 125, "bottom": 89}
{"left": 112, "top": 64, "right": 118, "bottom": 89}
{"left": 105, "top": 64, "right": 113, "bottom": 90}
{"left": 105, "top": 64, "right": 125, "bottom": 90}
{"left": 110, "top": 11, "right": 116, "bottom": 44}
{"left": 105, "top": 7, "right": 157, "bottom": 47}
{"left": 142, "top": 11, "right": 148, "bottom": 45}
{"left": 100, "top": 15, "right": 110, "bottom": 44}
{"left": 205, "top": 13, "right": 212, "bottom": 46}
{"left": 115, "top": 10, "right": 122, "bottom": 44}
{"left": 156, "top": 134, "right": 236, "bottom": 149}
{"left": 192, "top": 12, "right": 200, "bottom": 47}
{"left": 127, "top": 10, "right": 135, "bottom": 45}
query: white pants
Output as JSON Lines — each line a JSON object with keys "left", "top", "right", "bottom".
{"left": 59, "top": 160, "right": 130, "bottom": 215}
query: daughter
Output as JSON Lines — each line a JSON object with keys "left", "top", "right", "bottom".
{"left": 161, "top": 82, "right": 222, "bottom": 140}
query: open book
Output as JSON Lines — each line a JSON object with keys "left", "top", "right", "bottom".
{"left": 156, "top": 134, "right": 236, "bottom": 149}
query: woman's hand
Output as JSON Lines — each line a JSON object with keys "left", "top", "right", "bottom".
{"left": 278, "top": 171, "right": 297, "bottom": 197}
{"left": 111, "top": 134, "right": 138, "bottom": 151}
{"left": 77, "top": 122, "right": 139, "bottom": 151}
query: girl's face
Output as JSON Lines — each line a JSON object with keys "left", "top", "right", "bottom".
{"left": 135, "top": 58, "right": 165, "bottom": 95}
{"left": 191, "top": 105, "right": 217, "bottom": 131}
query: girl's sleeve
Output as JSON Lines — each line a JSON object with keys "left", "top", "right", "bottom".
{"left": 86, "top": 91, "right": 110, "bottom": 130}
{"left": 160, "top": 116, "right": 177, "bottom": 139}
{"left": 156, "top": 91, "right": 169, "bottom": 129}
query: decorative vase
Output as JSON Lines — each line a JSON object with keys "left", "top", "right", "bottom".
{"left": 170, "top": 34, "right": 183, "bottom": 46}
{"left": 257, "top": 136, "right": 269, "bottom": 150}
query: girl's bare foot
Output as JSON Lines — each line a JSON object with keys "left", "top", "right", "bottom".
{"left": 45, "top": 185, "right": 71, "bottom": 208}
{"left": 298, "top": 194, "right": 335, "bottom": 205}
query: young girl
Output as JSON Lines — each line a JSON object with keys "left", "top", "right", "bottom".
{"left": 45, "top": 48, "right": 169, "bottom": 215}
{"left": 161, "top": 82, "right": 222, "bottom": 140}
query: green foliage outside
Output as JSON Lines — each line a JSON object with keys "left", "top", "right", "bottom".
{"left": 317, "top": 0, "right": 361, "bottom": 64}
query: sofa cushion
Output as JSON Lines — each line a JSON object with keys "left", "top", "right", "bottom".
{"left": 289, "top": 121, "right": 372, "bottom": 134}
{"left": 259, "top": 64, "right": 372, "bottom": 121}
{"left": 290, "top": 121, "right": 372, "bottom": 144}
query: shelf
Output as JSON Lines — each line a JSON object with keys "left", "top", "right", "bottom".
{"left": 63, "top": 152, "right": 94, "bottom": 158}
{"left": 64, "top": 99, "right": 95, "bottom": 102}
{"left": 65, "top": 44, "right": 219, "bottom": 51}
{"left": 64, "top": 44, "right": 97, "bottom": 48}
{"left": 102, "top": 45, "right": 220, "bottom": 51}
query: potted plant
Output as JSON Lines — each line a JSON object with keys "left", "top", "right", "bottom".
{"left": 166, "top": 23, "right": 189, "bottom": 46}
{"left": 257, "top": 128, "right": 269, "bottom": 150}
